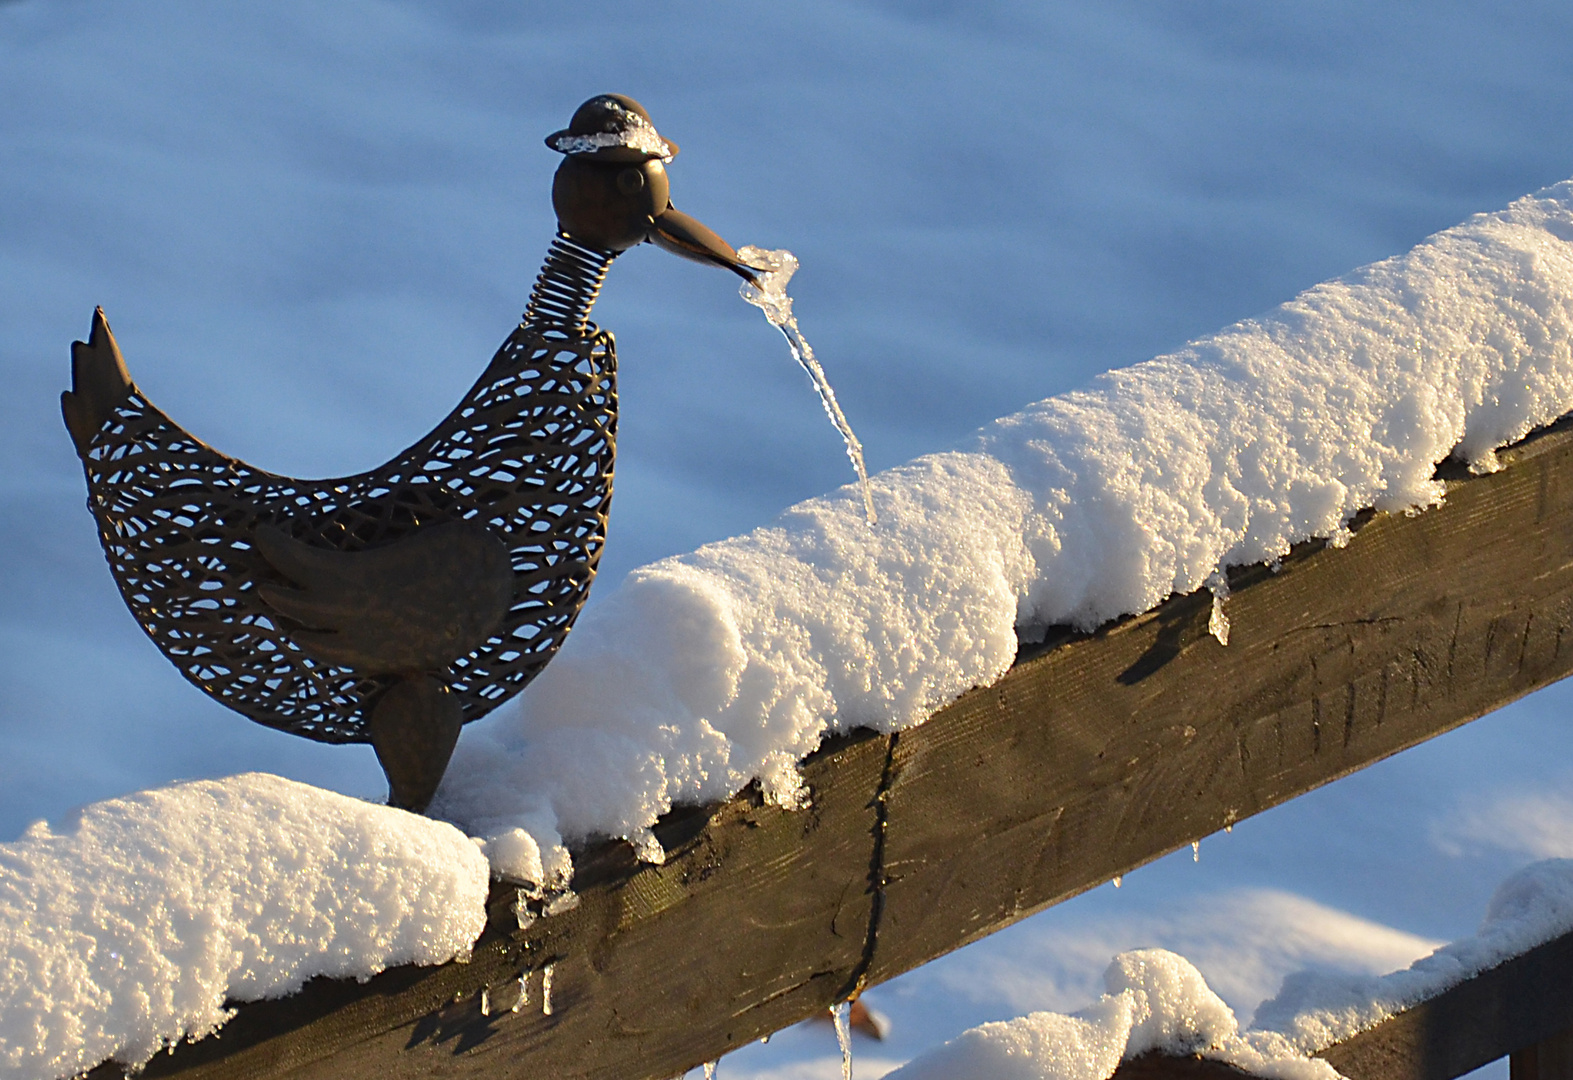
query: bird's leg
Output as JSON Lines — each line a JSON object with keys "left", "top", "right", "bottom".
{"left": 368, "top": 675, "right": 465, "bottom": 814}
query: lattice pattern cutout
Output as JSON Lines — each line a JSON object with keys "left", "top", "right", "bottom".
{"left": 78, "top": 325, "right": 616, "bottom": 743}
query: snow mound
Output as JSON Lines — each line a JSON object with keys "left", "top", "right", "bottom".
{"left": 437, "top": 180, "right": 1573, "bottom": 881}
{"left": 885, "top": 949, "right": 1336, "bottom": 1080}
{"left": 0, "top": 773, "right": 488, "bottom": 1080}
{"left": 884, "top": 860, "right": 1573, "bottom": 1080}
{"left": 1253, "top": 857, "right": 1573, "bottom": 1051}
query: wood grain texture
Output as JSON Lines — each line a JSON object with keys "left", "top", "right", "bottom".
{"left": 871, "top": 418, "right": 1573, "bottom": 983}
{"left": 92, "top": 730, "right": 891, "bottom": 1080}
{"left": 89, "top": 418, "right": 1573, "bottom": 1080}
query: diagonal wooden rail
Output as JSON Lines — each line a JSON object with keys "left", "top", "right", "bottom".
{"left": 90, "top": 416, "right": 1573, "bottom": 1080}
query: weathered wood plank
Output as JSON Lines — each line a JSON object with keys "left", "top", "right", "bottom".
{"left": 91, "top": 418, "right": 1573, "bottom": 1080}
{"left": 107, "top": 731, "right": 892, "bottom": 1080}
{"left": 869, "top": 422, "right": 1573, "bottom": 985}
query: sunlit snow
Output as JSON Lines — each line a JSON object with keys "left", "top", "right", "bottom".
{"left": 6, "top": 176, "right": 1573, "bottom": 1080}
{"left": 888, "top": 858, "right": 1573, "bottom": 1080}
{"left": 887, "top": 949, "right": 1335, "bottom": 1080}
{"left": 1254, "top": 858, "right": 1573, "bottom": 1052}
{"left": 438, "top": 181, "right": 1573, "bottom": 880}
{"left": 7, "top": 8, "right": 1573, "bottom": 1075}
{"left": 0, "top": 774, "right": 488, "bottom": 1080}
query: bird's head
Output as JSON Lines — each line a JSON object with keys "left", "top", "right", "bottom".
{"left": 546, "top": 94, "right": 761, "bottom": 287}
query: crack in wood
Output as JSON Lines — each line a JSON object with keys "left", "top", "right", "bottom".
{"left": 1292, "top": 616, "right": 1405, "bottom": 634}
{"left": 1484, "top": 615, "right": 1500, "bottom": 672}
{"left": 1446, "top": 601, "right": 1464, "bottom": 686}
{"left": 840, "top": 732, "right": 898, "bottom": 1001}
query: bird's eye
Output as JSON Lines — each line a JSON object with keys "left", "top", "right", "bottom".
{"left": 617, "top": 168, "right": 645, "bottom": 195}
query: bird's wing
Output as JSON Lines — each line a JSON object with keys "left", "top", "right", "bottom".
{"left": 66, "top": 308, "right": 617, "bottom": 743}
{"left": 253, "top": 522, "right": 514, "bottom": 674}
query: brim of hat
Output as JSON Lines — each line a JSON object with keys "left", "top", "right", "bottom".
{"left": 544, "top": 130, "right": 679, "bottom": 163}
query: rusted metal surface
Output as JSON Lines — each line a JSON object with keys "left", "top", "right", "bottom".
{"left": 61, "top": 93, "right": 764, "bottom": 811}
{"left": 545, "top": 93, "right": 760, "bottom": 286}
{"left": 65, "top": 308, "right": 617, "bottom": 746}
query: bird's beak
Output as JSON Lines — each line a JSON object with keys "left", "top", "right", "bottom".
{"left": 650, "top": 207, "right": 762, "bottom": 289}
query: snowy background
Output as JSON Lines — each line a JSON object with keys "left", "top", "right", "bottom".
{"left": 4, "top": 2, "right": 1573, "bottom": 1077}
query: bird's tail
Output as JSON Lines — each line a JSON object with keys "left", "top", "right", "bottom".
{"left": 62, "top": 307, "right": 134, "bottom": 456}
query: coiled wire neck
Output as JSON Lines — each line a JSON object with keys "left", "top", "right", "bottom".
{"left": 524, "top": 232, "right": 619, "bottom": 333}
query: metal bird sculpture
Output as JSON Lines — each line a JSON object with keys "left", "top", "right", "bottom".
{"left": 63, "top": 95, "right": 760, "bottom": 812}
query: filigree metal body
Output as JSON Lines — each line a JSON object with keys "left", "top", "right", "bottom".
{"left": 65, "top": 95, "right": 760, "bottom": 812}
{"left": 67, "top": 303, "right": 615, "bottom": 744}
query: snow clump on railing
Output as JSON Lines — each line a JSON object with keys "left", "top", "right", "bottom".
{"left": 0, "top": 774, "right": 488, "bottom": 1080}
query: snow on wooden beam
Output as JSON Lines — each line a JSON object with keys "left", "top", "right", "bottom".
{"left": 94, "top": 416, "right": 1573, "bottom": 1080}
{"left": 1109, "top": 924, "right": 1573, "bottom": 1079}
{"left": 1322, "top": 927, "right": 1573, "bottom": 1080}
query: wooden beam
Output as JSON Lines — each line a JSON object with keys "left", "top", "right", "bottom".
{"left": 1109, "top": 924, "right": 1573, "bottom": 1080}
{"left": 1513, "top": 1027, "right": 1573, "bottom": 1080}
{"left": 1323, "top": 929, "right": 1573, "bottom": 1080}
{"left": 92, "top": 417, "right": 1573, "bottom": 1080}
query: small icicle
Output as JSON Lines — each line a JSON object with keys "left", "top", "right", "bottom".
{"left": 738, "top": 246, "right": 876, "bottom": 525}
{"left": 1112, "top": 875, "right": 1122, "bottom": 889}
{"left": 1205, "top": 570, "right": 1230, "bottom": 646}
{"left": 1192, "top": 840, "right": 1200, "bottom": 863}
{"left": 831, "top": 1001, "right": 854, "bottom": 1080}
{"left": 512, "top": 888, "right": 538, "bottom": 931}
{"left": 512, "top": 973, "right": 529, "bottom": 1013}
{"left": 479, "top": 988, "right": 491, "bottom": 1017}
{"left": 544, "top": 890, "right": 580, "bottom": 917}
{"left": 703, "top": 1062, "right": 718, "bottom": 1080}
{"left": 631, "top": 828, "right": 666, "bottom": 865}
{"left": 541, "top": 963, "right": 554, "bottom": 1016}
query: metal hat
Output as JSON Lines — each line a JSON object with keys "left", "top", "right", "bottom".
{"left": 545, "top": 94, "right": 678, "bottom": 164}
